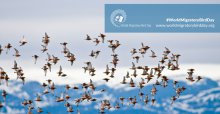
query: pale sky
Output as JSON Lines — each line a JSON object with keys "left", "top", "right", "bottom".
{"left": 0, "top": 0, "right": 219, "bottom": 85}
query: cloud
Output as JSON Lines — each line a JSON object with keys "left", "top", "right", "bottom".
{"left": 0, "top": 81, "right": 30, "bottom": 99}
{"left": 5, "top": 106, "right": 25, "bottom": 114}
{"left": 1, "top": 56, "right": 220, "bottom": 88}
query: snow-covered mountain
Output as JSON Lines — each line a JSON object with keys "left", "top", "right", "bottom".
{"left": 0, "top": 78, "right": 220, "bottom": 114}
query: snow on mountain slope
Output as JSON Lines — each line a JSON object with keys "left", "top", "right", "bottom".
{"left": 0, "top": 77, "right": 219, "bottom": 114}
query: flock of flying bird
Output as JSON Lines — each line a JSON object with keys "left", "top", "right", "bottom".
{"left": 0, "top": 33, "right": 203, "bottom": 114}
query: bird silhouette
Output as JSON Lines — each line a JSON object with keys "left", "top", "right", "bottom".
{"left": 19, "top": 36, "right": 28, "bottom": 46}
{"left": 32, "top": 55, "right": 39, "bottom": 64}
{"left": 98, "top": 33, "right": 106, "bottom": 43}
{"left": 13, "top": 48, "right": 20, "bottom": 57}
{"left": 85, "top": 34, "right": 92, "bottom": 41}
{"left": 150, "top": 50, "right": 156, "bottom": 58}
{"left": 4, "top": 43, "right": 12, "bottom": 54}
{"left": 42, "top": 32, "right": 50, "bottom": 46}
{"left": 41, "top": 45, "right": 48, "bottom": 53}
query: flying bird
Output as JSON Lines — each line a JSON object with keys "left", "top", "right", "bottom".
{"left": 13, "top": 48, "right": 21, "bottom": 57}
{"left": 93, "top": 38, "right": 100, "bottom": 46}
{"left": 41, "top": 45, "right": 48, "bottom": 53}
{"left": 32, "top": 55, "right": 39, "bottom": 64}
{"left": 196, "top": 76, "right": 202, "bottom": 82}
{"left": 4, "top": 43, "right": 12, "bottom": 54}
{"left": 42, "top": 32, "right": 50, "bottom": 46}
{"left": 57, "top": 65, "right": 63, "bottom": 76}
{"left": 130, "top": 48, "right": 137, "bottom": 55}
{"left": 85, "top": 34, "right": 92, "bottom": 41}
{"left": 42, "top": 65, "right": 48, "bottom": 76}
{"left": 98, "top": 33, "right": 106, "bottom": 43}
{"left": 19, "top": 36, "right": 28, "bottom": 46}
{"left": 150, "top": 50, "right": 156, "bottom": 58}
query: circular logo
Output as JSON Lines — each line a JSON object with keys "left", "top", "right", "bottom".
{"left": 110, "top": 9, "right": 127, "bottom": 27}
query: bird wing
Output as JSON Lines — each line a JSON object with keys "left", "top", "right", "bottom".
{"left": 88, "top": 63, "right": 92, "bottom": 69}
{"left": 41, "top": 45, "right": 46, "bottom": 48}
{"left": 59, "top": 65, "right": 62, "bottom": 72}
{"left": 132, "top": 62, "right": 135, "bottom": 67}
{"left": 150, "top": 68, "right": 153, "bottom": 75}
{"left": 165, "top": 47, "right": 169, "bottom": 51}
{"left": 14, "top": 60, "right": 17, "bottom": 67}
{"left": 45, "top": 32, "right": 49, "bottom": 38}
{"left": 14, "top": 48, "right": 19, "bottom": 53}
{"left": 134, "top": 69, "right": 137, "bottom": 74}
{"left": 130, "top": 78, "right": 133, "bottom": 83}
{"left": 22, "top": 36, "right": 26, "bottom": 42}
{"left": 123, "top": 76, "right": 126, "bottom": 81}
{"left": 141, "top": 42, "right": 144, "bottom": 48}
{"left": 47, "top": 53, "right": 51, "bottom": 59}
{"left": 106, "top": 65, "right": 109, "bottom": 71}
{"left": 151, "top": 50, "right": 155, "bottom": 55}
